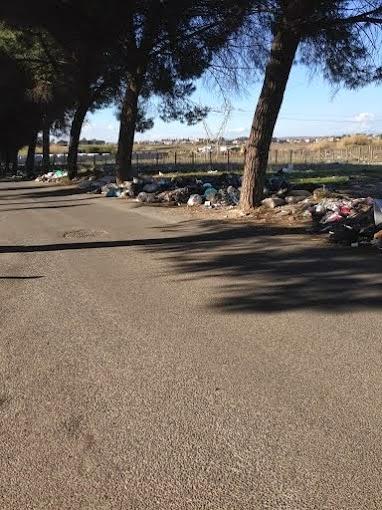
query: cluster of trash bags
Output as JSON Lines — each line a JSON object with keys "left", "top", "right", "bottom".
{"left": 35, "top": 169, "right": 67, "bottom": 182}
{"left": 78, "top": 172, "right": 242, "bottom": 207}
{"left": 308, "top": 195, "right": 376, "bottom": 247}
{"left": 260, "top": 181, "right": 382, "bottom": 248}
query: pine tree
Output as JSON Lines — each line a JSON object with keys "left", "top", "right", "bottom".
{"left": 239, "top": 0, "right": 382, "bottom": 210}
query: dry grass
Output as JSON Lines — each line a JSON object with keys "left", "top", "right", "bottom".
{"left": 338, "top": 135, "right": 370, "bottom": 147}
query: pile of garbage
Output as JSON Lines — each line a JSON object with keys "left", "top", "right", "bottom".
{"left": 78, "top": 172, "right": 242, "bottom": 207}
{"left": 78, "top": 169, "right": 382, "bottom": 249}
{"left": 260, "top": 182, "right": 382, "bottom": 248}
{"left": 35, "top": 169, "right": 68, "bottom": 182}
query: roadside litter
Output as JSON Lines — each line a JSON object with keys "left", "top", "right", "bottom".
{"left": 79, "top": 172, "right": 243, "bottom": 208}
{"left": 77, "top": 169, "right": 382, "bottom": 250}
{"left": 187, "top": 194, "right": 203, "bottom": 206}
{"left": 35, "top": 169, "right": 68, "bottom": 182}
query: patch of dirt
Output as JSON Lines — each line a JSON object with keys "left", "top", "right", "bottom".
{"left": 63, "top": 229, "right": 109, "bottom": 239}
{"left": 139, "top": 201, "right": 311, "bottom": 228}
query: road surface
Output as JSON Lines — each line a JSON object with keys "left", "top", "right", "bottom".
{"left": 1, "top": 181, "right": 382, "bottom": 509}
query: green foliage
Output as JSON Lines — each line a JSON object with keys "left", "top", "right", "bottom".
{"left": 237, "top": 1, "right": 382, "bottom": 89}
{"left": 0, "top": 20, "right": 75, "bottom": 166}
{"left": 0, "top": 29, "right": 41, "bottom": 159}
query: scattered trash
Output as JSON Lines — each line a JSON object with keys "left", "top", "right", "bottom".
{"left": 106, "top": 188, "right": 121, "bottom": 198}
{"left": 339, "top": 205, "right": 352, "bottom": 216}
{"left": 204, "top": 187, "right": 218, "bottom": 201}
{"left": 261, "top": 197, "right": 286, "bottom": 208}
{"left": 285, "top": 195, "right": 306, "bottom": 204}
{"left": 226, "top": 186, "right": 240, "bottom": 205}
{"left": 323, "top": 212, "right": 344, "bottom": 224}
{"left": 143, "top": 182, "right": 159, "bottom": 193}
{"left": 166, "top": 187, "right": 190, "bottom": 204}
{"left": 187, "top": 194, "right": 203, "bottom": 206}
{"left": 137, "top": 192, "right": 157, "bottom": 203}
{"left": 374, "top": 199, "right": 382, "bottom": 227}
{"left": 35, "top": 169, "right": 68, "bottom": 182}
{"left": 72, "top": 168, "right": 382, "bottom": 251}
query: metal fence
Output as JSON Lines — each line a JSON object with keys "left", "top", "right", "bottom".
{"left": 268, "top": 145, "right": 382, "bottom": 165}
{"left": 16, "top": 144, "right": 382, "bottom": 174}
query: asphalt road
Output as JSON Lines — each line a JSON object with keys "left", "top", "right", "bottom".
{"left": 1, "top": 181, "right": 382, "bottom": 509}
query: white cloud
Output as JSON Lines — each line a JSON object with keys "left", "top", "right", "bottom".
{"left": 352, "top": 112, "right": 375, "bottom": 124}
{"left": 82, "top": 122, "right": 94, "bottom": 134}
{"left": 344, "top": 112, "right": 376, "bottom": 134}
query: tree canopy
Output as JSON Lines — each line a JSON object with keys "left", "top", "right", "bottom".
{"left": 1, "top": 0, "right": 382, "bottom": 202}
{"left": 238, "top": 0, "right": 382, "bottom": 209}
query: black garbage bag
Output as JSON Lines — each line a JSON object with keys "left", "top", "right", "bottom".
{"left": 328, "top": 224, "right": 359, "bottom": 245}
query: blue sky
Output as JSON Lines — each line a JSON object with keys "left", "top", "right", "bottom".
{"left": 81, "top": 64, "right": 382, "bottom": 142}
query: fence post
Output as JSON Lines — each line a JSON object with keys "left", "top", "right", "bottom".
{"left": 156, "top": 152, "right": 159, "bottom": 166}
{"left": 93, "top": 154, "right": 97, "bottom": 168}
{"left": 209, "top": 150, "right": 212, "bottom": 171}
{"left": 191, "top": 151, "right": 195, "bottom": 166}
{"left": 227, "top": 149, "right": 230, "bottom": 171}
{"left": 289, "top": 150, "right": 293, "bottom": 165}
{"left": 174, "top": 151, "right": 177, "bottom": 166}
{"left": 136, "top": 152, "right": 138, "bottom": 170}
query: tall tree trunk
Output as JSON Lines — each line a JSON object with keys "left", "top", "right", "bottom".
{"left": 240, "top": 28, "right": 300, "bottom": 211}
{"left": 12, "top": 150, "right": 18, "bottom": 175}
{"left": 26, "top": 131, "right": 38, "bottom": 178}
{"left": 42, "top": 118, "right": 50, "bottom": 172}
{"left": 4, "top": 150, "right": 10, "bottom": 175}
{"left": 67, "top": 101, "right": 89, "bottom": 180}
{"left": 116, "top": 80, "right": 140, "bottom": 184}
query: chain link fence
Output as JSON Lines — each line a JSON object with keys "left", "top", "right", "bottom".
{"left": 14, "top": 144, "right": 382, "bottom": 175}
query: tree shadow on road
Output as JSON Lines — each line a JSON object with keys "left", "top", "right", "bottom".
{"left": 0, "top": 203, "right": 92, "bottom": 212}
{"left": 0, "top": 184, "right": 83, "bottom": 199}
{"left": 0, "top": 276, "right": 44, "bottom": 279}
{"left": 0, "top": 218, "right": 381, "bottom": 313}
{"left": 0, "top": 184, "right": 50, "bottom": 191}
{"left": 0, "top": 197, "right": 101, "bottom": 206}
{"left": 142, "top": 220, "right": 382, "bottom": 314}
